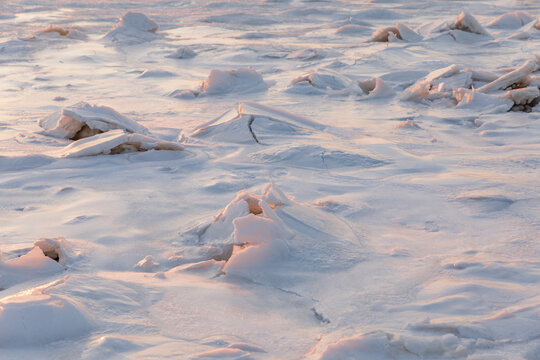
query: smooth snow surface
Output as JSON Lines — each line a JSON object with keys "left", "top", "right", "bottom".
{"left": 1, "top": 0, "right": 540, "bottom": 359}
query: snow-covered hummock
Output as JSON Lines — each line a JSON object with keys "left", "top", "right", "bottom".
{"left": 171, "top": 67, "right": 267, "bottom": 98}
{"left": 0, "top": 246, "right": 64, "bottom": 290}
{"left": 335, "top": 24, "right": 371, "bottom": 35}
{"left": 188, "top": 183, "right": 361, "bottom": 283}
{"left": 358, "top": 78, "right": 396, "bottom": 98}
{"left": 288, "top": 68, "right": 361, "bottom": 95}
{"left": 371, "top": 23, "right": 423, "bottom": 42}
{"left": 103, "top": 12, "right": 159, "bottom": 44}
{"left": 134, "top": 255, "right": 160, "bottom": 272}
{"left": 200, "top": 67, "right": 267, "bottom": 95}
{"left": 33, "top": 237, "right": 73, "bottom": 266}
{"left": 0, "top": 286, "right": 91, "bottom": 347}
{"left": 39, "top": 102, "right": 150, "bottom": 140}
{"left": 488, "top": 11, "right": 536, "bottom": 29}
{"left": 59, "top": 129, "right": 184, "bottom": 158}
{"left": 188, "top": 101, "right": 325, "bottom": 144}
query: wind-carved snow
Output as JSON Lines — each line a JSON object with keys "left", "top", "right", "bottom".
{"left": 0, "top": 281, "right": 92, "bottom": 347}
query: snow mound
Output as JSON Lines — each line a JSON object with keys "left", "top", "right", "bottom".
{"left": 134, "top": 255, "right": 160, "bottom": 272}
{"left": 166, "top": 46, "right": 197, "bottom": 59}
{"left": 138, "top": 69, "right": 177, "bottom": 78}
{"left": 307, "top": 330, "right": 474, "bottom": 359}
{"left": 286, "top": 48, "right": 340, "bottom": 61}
{"left": 371, "top": 23, "right": 422, "bottom": 42}
{"left": 201, "top": 67, "right": 267, "bottom": 95}
{"left": 39, "top": 102, "right": 149, "bottom": 140}
{"left": 59, "top": 129, "right": 184, "bottom": 158}
{"left": 34, "top": 237, "right": 73, "bottom": 266}
{"left": 250, "top": 144, "right": 386, "bottom": 169}
{"left": 358, "top": 78, "right": 396, "bottom": 98}
{"left": 184, "top": 183, "right": 361, "bottom": 282}
{"left": 189, "top": 101, "right": 325, "bottom": 144}
{"left": 335, "top": 24, "right": 371, "bottom": 35}
{"left": 223, "top": 213, "right": 290, "bottom": 278}
{"left": 0, "top": 246, "right": 64, "bottom": 290}
{"left": 0, "top": 290, "right": 91, "bottom": 347}
{"left": 104, "top": 12, "right": 159, "bottom": 44}
{"left": 288, "top": 68, "right": 360, "bottom": 95}
{"left": 172, "top": 68, "right": 267, "bottom": 98}
{"left": 168, "top": 259, "right": 225, "bottom": 278}
{"left": 488, "top": 11, "right": 536, "bottom": 29}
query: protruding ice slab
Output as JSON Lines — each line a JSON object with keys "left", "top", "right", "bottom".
{"left": 371, "top": 23, "right": 423, "bottom": 42}
{"left": 189, "top": 101, "right": 325, "bottom": 144}
{"left": 60, "top": 129, "right": 184, "bottom": 158}
{"left": 39, "top": 102, "right": 150, "bottom": 140}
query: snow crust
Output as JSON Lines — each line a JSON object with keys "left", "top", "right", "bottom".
{"left": 1, "top": 1, "right": 540, "bottom": 359}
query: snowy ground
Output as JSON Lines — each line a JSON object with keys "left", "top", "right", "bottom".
{"left": 1, "top": 0, "right": 540, "bottom": 359}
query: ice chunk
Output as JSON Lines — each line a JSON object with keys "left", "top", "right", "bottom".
{"left": 371, "top": 23, "right": 422, "bottom": 42}
{"left": 477, "top": 60, "right": 536, "bottom": 93}
{"left": 39, "top": 102, "right": 149, "bottom": 140}
{"left": 59, "top": 129, "right": 184, "bottom": 158}
{"left": 402, "top": 64, "right": 470, "bottom": 102}
{"left": 451, "top": 12, "right": 489, "bottom": 36}
{"left": 104, "top": 12, "right": 159, "bottom": 44}
{"left": 134, "top": 255, "right": 160, "bottom": 272}
{"left": 0, "top": 290, "right": 91, "bottom": 347}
